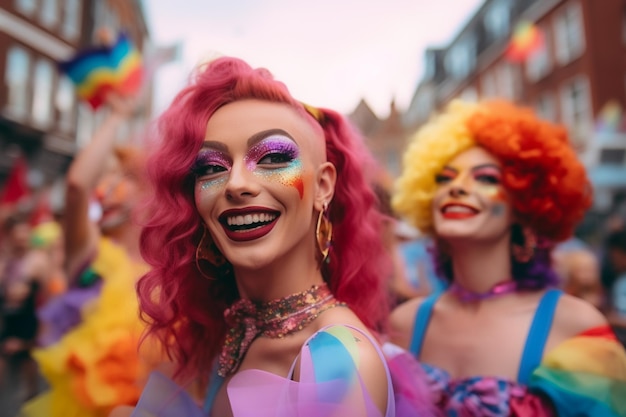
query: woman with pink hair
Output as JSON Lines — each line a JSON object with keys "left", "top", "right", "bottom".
{"left": 109, "top": 56, "right": 422, "bottom": 417}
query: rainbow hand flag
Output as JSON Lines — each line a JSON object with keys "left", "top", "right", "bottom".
{"left": 505, "top": 20, "right": 544, "bottom": 62}
{"left": 58, "top": 33, "right": 144, "bottom": 110}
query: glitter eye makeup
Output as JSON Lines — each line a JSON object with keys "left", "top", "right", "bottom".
{"left": 192, "top": 150, "right": 232, "bottom": 176}
{"left": 193, "top": 150, "right": 231, "bottom": 192}
{"left": 244, "top": 135, "right": 299, "bottom": 170}
{"left": 245, "top": 135, "right": 304, "bottom": 199}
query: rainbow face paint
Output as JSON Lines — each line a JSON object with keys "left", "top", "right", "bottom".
{"left": 245, "top": 135, "right": 304, "bottom": 198}
{"left": 472, "top": 166, "right": 508, "bottom": 204}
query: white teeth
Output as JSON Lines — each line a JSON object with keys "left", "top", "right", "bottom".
{"left": 226, "top": 212, "right": 277, "bottom": 226}
{"left": 443, "top": 205, "right": 475, "bottom": 213}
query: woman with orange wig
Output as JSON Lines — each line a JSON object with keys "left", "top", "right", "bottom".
{"left": 390, "top": 100, "right": 626, "bottom": 416}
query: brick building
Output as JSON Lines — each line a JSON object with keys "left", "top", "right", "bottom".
{"left": 0, "top": 0, "right": 150, "bottom": 208}
{"left": 353, "top": 0, "right": 626, "bottom": 225}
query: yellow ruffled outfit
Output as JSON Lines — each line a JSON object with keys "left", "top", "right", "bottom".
{"left": 21, "top": 238, "right": 156, "bottom": 417}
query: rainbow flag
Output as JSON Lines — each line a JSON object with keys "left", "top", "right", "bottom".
{"left": 529, "top": 325, "right": 626, "bottom": 416}
{"left": 58, "top": 33, "right": 144, "bottom": 110}
{"left": 505, "top": 20, "right": 544, "bottom": 62}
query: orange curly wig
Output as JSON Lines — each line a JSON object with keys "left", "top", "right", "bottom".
{"left": 469, "top": 100, "right": 592, "bottom": 242}
{"left": 393, "top": 99, "right": 592, "bottom": 243}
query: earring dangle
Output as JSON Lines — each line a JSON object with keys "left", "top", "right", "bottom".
{"left": 316, "top": 203, "right": 333, "bottom": 264}
{"left": 196, "top": 226, "right": 226, "bottom": 280}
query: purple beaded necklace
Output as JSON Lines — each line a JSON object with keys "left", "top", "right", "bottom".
{"left": 449, "top": 280, "right": 518, "bottom": 302}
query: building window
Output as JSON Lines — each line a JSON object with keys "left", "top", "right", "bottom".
{"left": 554, "top": 1, "right": 585, "bottom": 66}
{"left": 93, "top": 1, "right": 120, "bottom": 41}
{"left": 424, "top": 51, "right": 436, "bottom": 80}
{"left": 56, "top": 76, "right": 76, "bottom": 133}
{"left": 32, "top": 58, "right": 55, "bottom": 127}
{"left": 62, "top": 0, "right": 82, "bottom": 40}
{"left": 445, "top": 36, "right": 476, "bottom": 80}
{"left": 4, "top": 46, "right": 31, "bottom": 119}
{"left": 15, "top": 0, "right": 37, "bottom": 16}
{"left": 76, "top": 103, "right": 95, "bottom": 148}
{"left": 480, "top": 72, "right": 498, "bottom": 99}
{"left": 560, "top": 76, "right": 592, "bottom": 147}
{"left": 496, "top": 62, "right": 519, "bottom": 100}
{"left": 40, "top": 0, "right": 59, "bottom": 28}
{"left": 526, "top": 25, "right": 552, "bottom": 82}
{"left": 535, "top": 92, "right": 556, "bottom": 122}
{"left": 599, "top": 149, "right": 626, "bottom": 165}
{"left": 484, "top": 0, "right": 510, "bottom": 40}
{"left": 460, "top": 87, "right": 478, "bottom": 102}
{"left": 387, "top": 151, "right": 400, "bottom": 177}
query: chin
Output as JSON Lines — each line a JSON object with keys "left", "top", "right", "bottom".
{"left": 435, "top": 226, "right": 479, "bottom": 241}
{"left": 99, "top": 214, "right": 130, "bottom": 233}
{"left": 224, "top": 248, "right": 279, "bottom": 271}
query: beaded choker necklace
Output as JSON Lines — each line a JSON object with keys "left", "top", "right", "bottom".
{"left": 217, "top": 283, "right": 345, "bottom": 377}
{"left": 449, "top": 280, "right": 518, "bottom": 303}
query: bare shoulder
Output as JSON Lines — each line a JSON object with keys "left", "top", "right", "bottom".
{"left": 389, "top": 296, "right": 425, "bottom": 349}
{"left": 311, "top": 322, "right": 389, "bottom": 415}
{"left": 553, "top": 292, "right": 608, "bottom": 338}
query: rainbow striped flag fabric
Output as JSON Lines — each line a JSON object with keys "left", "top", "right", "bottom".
{"left": 58, "top": 33, "right": 144, "bottom": 110}
{"left": 529, "top": 325, "right": 626, "bottom": 416}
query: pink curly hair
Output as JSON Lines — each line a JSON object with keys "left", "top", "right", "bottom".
{"left": 137, "top": 57, "right": 390, "bottom": 379}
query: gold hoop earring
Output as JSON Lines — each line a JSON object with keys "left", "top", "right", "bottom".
{"left": 196, "top": 226, "right": 226, "bottom": 280}
{"left": 316, "top": 203, "right": 333, "bottom": 264}
{"left": 512, "top": 227, "right": 537, "bottom": 263}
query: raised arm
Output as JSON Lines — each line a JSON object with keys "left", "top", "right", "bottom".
{"left": 64, "top": 92, "right": 138, "bottom": 281}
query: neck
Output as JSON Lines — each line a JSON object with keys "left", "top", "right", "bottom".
{"left": 448, "top": 237, "right": 512, "bottom": 293}
{"left": 234, "top": 238, "right": 324, "bottom": 302}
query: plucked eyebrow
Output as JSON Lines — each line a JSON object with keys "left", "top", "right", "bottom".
{"left": 471, "top": 163, "right": 502, "bottom": 173}
{"left": 441, "top": 163, "right": 502, "bottom": 173}
{"left": 201, "top": 129, "right": 296, "bottom": 152}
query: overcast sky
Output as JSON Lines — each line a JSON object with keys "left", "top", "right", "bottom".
{"left": 143, "top": 0, "right": 484, "bottom": 118}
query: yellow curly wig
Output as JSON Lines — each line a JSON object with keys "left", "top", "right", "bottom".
{"left": 392, "top": 100, "right": 480, "bottom": 235}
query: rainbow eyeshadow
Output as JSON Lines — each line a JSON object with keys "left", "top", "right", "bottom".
{"left": 245, "top": 136, "right": 304, "bottom": 198}
{"left": 244, "top": 136, "right": 300, "bottom": 169}
{"left": 255, "top": 159, "right": 304, "bottom": 198}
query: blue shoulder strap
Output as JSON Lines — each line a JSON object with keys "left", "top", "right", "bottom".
{"left": 409, "top": 292, "right": 442, "bottom": 358}
{"left": 517, "top": 288, "right": 563, "bottom": 384}
{"left": 203, "top": 365, "right": 224, "bottom": 416}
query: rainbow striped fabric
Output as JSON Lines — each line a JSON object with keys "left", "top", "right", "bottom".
{"left": 530, "top": 325, "right": 626, "bottom": 416}
{"left": 58, "top": 33, "right": 144, "bottom": 110}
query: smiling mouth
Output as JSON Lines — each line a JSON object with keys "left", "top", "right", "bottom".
{"left": 224, "top": 212, "right": 278, "bottom": 232}
{"left": 219, "top": 209, "right": 281, "bottom": 241}
{"left": 441, "top": 204, "right": 479, "bottom": 219}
